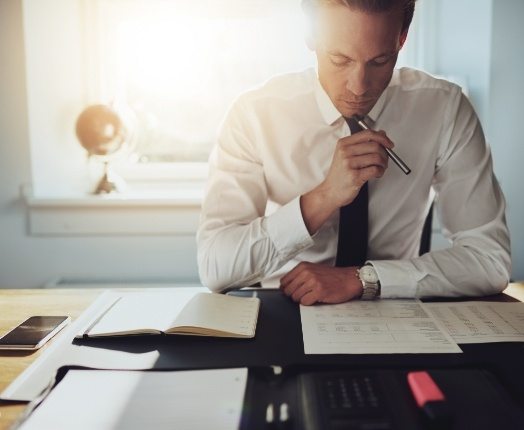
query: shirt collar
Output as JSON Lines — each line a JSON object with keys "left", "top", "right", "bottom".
{"left": 314, "top": 76, "right": 342, "bottom": 126}
{"left": 314, "top": 71, "right": 390, "bottom": 127}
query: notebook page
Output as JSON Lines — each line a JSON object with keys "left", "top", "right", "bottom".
{"left": 86, "top": 287, "right": 205, "bottom": 336}
{"left": 172, "top": 293, "right": 260, "bottom": 337}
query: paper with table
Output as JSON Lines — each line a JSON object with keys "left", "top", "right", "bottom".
{"left": 18, "top": 368, "right": 247, "bottom": 430}
{"left": 78, "top": 289, "right": 260, "bottom": 339}
{"left": 300, "top": 299, "right": 462, "bottom": 354}
{"left": 424, "top": 301, "right": 524, "bottom": 343}
{"left": 301, "top": 299, "right": 524, "bottom": 354}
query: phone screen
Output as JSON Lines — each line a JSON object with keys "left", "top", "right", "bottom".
{"left": 0, "top": 316, "right": 70, "bottom": 349}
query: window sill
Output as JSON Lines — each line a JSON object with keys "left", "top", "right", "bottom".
{"left": 24, "top": 185, "right": 204, "bottom": 236}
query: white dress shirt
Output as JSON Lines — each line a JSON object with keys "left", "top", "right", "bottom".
{"left": 197, "top": 67, "right": 511, "bottom": 298}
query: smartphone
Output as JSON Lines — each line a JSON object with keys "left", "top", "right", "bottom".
{"left": 0, "top": 316, "right": 71, "bottom": 350}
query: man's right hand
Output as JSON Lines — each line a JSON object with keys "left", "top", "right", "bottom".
{"left": 300, "top": 129, "right": 394, "bottom": 235}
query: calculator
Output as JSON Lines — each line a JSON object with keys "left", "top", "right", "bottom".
{"left": 298, "top": 370, "right": 403, "bottom": 430}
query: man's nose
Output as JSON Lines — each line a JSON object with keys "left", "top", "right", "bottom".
{"left": 346, "top": 64, "right": 369, "bottom": 97}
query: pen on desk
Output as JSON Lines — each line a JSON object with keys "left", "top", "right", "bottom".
{"left": 352, "top": 115, "right": 411, "bottom": 175}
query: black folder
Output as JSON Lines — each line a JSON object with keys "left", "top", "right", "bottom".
{"left": 18, "top": 365, "right": 524, "bottom": 430}
{"left": 241, "top": 366, "right": 524, "bottom": 430}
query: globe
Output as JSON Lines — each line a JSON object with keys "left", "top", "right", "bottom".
{"left": 75, "top": 104, "right": 131, "bottom": 194}
{"left": 75, "top": 104, "right": 126, "bottom": 158}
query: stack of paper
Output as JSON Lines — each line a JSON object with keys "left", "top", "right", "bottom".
{"left": 18, "top": 368, "right": 248, "bottom": 430}
{"left": 300, "top": 299, "right": 524, "bottom": 354}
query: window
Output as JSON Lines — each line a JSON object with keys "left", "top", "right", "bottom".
{"left": 88, "top": 0, "right": 315, "bottom": 164}
{"left": 23, "top": 0, "right": 426, "bottom": 199}
{"left": 89, "top": 0, "right": 424, "bottom": 165}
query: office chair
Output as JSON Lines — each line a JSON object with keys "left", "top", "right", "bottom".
{"left": 419, "top": 202, "right": 434, "bottom": 256}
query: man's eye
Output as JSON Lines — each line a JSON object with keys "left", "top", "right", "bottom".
{"left": 371, "top": 56, "right": 391, "bottom": 66}
{"left": 330, "top": 58, "right": 349, "bottom": 67}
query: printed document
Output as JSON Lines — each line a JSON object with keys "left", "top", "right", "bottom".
{"left": 424, "top": 301, "right": 524, "bottom": 343}
{"left": 300, "top": 300, "right": 461, "bottom": 354}
{"left": 19, "top": 368, "right": 247, "bottom": 430}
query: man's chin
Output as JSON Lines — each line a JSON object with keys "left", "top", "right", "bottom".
{"left": 339, "top": 101, "right": 375, "bottom": 118}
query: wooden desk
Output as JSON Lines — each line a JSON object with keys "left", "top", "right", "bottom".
{"left": 1, "top": 284, "right": 523, "bottom": 430}
{"left": 0, "top": 289, "right": 100, "bottom": 430}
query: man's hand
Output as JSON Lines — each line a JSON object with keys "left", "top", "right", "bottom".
{"left": 301, "top": 129, "right": 394, "bottom": 235}
{"left": 279, "top": 262, "right": 363, "bottom": 305}
{"left": 323, "top": 129, "right": 393, "bottom": 207}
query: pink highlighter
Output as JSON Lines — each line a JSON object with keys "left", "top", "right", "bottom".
{"left": 407, "top": 371, "right": 452, "bottom": 423}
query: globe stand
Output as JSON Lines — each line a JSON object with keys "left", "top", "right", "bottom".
{"left": 93, "top": 162, "right": 126, "bottom": 194}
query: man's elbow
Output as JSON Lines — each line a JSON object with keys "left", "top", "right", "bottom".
{"left": 483, "top": 250, "right": 511, "bottom": 296}
{"left": 198, "top": 257, "right": 229, "bottom": 293}
{"left": 198, "top": 254, "right": 261, "bottom": 293}
{"left": 197, "top": 249, "right": 243, "bottom": 293}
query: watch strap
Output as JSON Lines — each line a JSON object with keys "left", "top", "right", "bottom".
{"left": 358, "top": 264, "right": 381, "bottom": 300}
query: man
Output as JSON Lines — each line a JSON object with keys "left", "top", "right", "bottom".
{"left": 197, "top": 0, "right": 510, "bottom": 305}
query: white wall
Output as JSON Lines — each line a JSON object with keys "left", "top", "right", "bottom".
{"left": 0, "top": 1, "right": 200, "bottom": 288}
{"left": 425, "top": 0, "right": 524, "bottom": 280}
{"left": 434, "top": 0, "right": 524, "bottom": 281}
{"left": 0, "top": 0, "right": 34, "bottom": 287}
{"left": 488, "top": 0, "right": 524, "bottom": 280}
{"left": 432, "top": 0, "right": 493, "bottom": 127}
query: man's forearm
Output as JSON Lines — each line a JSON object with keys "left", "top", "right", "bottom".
{"left": 198, "top": 197, "right": 315, "bottom": 292}
{"left": 300, "top": 185, "right": 338, "bottom": 235}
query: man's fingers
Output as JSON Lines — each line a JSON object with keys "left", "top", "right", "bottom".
{"left": 290, "top": 282, "right": 310, "bottom": 302}
{"left": 280, "top": 265, "right": 361, "bottom": 306}
{"left": 291, "top": 281, "right": 319, "bottom": 305}
{"left": 340, "top": 129, "right": 394, "bottom": 149}
{"left": 280, "top": 262, "right": 305, "bottom": 288}
{"left": 343, "top": 141, "right": 384, "bottom": 157}
{"left": 347, "top": 152, "right": 388, "bottom": 169}
{"left": 281, "top": 267, "right": 310, "bottom": 296}
{"left": 358, "top": 165, "right": 387, "bottom": 181}
{"left": 280, "top": 262, "right": 315, "bottom": 289}
{"left": 299, "top": 289, "right": 319, "bottom": 306}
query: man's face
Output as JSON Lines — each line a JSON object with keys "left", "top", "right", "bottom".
{"left": 310, "top": 4, "right": 407, "bottom": 118}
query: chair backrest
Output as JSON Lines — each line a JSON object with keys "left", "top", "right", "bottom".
{"left": 419, "top": 202, "right": 434, "bottom": 256}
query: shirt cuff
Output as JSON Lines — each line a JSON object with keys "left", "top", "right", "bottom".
{"left": 367, "top": 260, "right": 423, "bottom": 298}
{"left": 265, "top": 196, "right": 314, "bottom": 259}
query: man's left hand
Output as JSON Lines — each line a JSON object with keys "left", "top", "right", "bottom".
{"left": 279, "top": 262, "right": 363, "bottom": 305}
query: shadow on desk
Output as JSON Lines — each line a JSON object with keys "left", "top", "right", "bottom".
{"left": 3, "top": 287, "right": 524, "bottom": 430}
{"left": 69, "top": 290, "right": 524, "bottom": 407}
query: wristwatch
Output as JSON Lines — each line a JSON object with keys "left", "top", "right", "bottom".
{"left": 357, "top": 264, "right": 381, "bottom": 300}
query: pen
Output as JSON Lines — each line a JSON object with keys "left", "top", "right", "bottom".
{"left": 352, "top": 115, "right": 412, "bottom": 175}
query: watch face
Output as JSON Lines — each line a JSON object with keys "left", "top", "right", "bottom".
{"left": 360, "top": 265, "right": 379, "bottom": 284}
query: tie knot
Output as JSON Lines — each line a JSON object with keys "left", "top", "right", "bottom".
{"left": 345, "top": 117, "right": 362, "bottom": 134}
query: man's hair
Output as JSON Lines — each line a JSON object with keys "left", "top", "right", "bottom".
{"left": 302, "top": 0, "right": 417, "bottom": 34}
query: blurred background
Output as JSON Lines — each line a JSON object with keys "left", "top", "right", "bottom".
{"left": 0, "top": 0, "right": 522, "bottom": 288}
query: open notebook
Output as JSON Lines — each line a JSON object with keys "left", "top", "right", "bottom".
{"left": 77, "top": 289, "right": 260, "bottom": 339}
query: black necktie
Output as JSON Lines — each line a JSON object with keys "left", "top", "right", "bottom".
{"left": 335, "top": 117, "right": 368, "bottom": 267}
